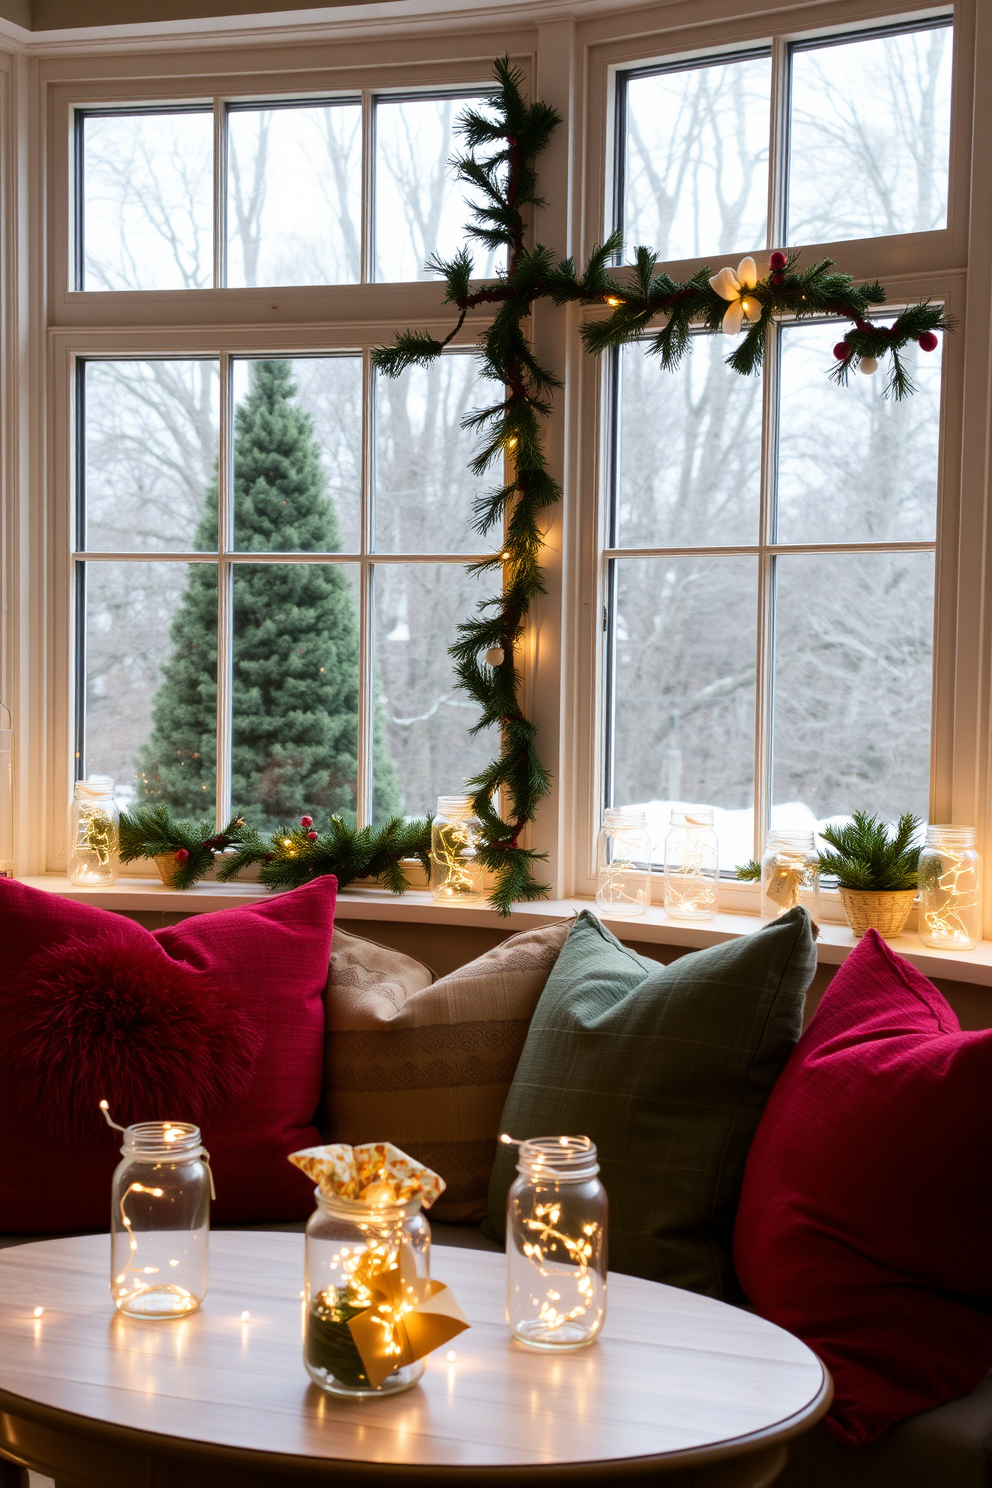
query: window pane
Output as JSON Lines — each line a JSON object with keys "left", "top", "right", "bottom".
{"left": 615, "top": 335, "right": 762, "bottom": 548}
{"left": 772, "top": 552, "right": 934, "bottom": 827}
{"left": 82, "top": 360, "right": 220, "bottom": 554}
{"left": 233, "top": 358, "right": 361, "bottom": 555}
{"left": 374, "top": 94, "right": 503, "bottom": 282}
{"left": 232, "top": 563, "right": 361, "bottom": 831}
{"left": 226, "top": 103, "right": 361, "bottom": 287}
{"left": 374, "top": 354, "right": 487, "bottom": 553}
{"left": 373, "top": 564, "right": 498, "bottom": 819}
{"left": 83, "top": 560, "right": 217, "bottom": 813}
{"left": 622, "top": 56, "right": 770, "bottom": 262}
{"left": 788, "top": 25, "right": 952, "bottom": 245}
{"left": 776, "top": 325, "right": 940, "bottom": 545}
{"left": 80, "top": 111, "right": 213, "bottom": 291}
{"left": 610, "top": 555, "right": 757, "bottom": 867}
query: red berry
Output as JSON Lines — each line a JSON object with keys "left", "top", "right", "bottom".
{"left": 769, "top": 251, "right": 788, "bottom": 270}
{"left": 174, "top": 848, "right": 190, "bottom": 864}
{"left": 771, "top": 272, "right": 784, "bottom": 286}
{"left": 306, "top": 831, "right": 318, "bottom": 842}
{"left": 300, "top": 815, "right": 313, "bottom": 827}
{"left": 918, "top": 331, "right": 939, "bottom": 352}
{"left": 833, "top": 341, "right": 853, "bottom": 361}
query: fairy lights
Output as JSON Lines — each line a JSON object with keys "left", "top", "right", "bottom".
{"left": 663, "top": 808, "right": 718, "bottom": 921}
{"left": 596, "top": 809, "right": 651, "bottom": 916}
{"left": 918, "top": 825, "right": 983, "bottom": 951}
{"left": 505, "top": 1136, "right": 607, "bottom": 1350}
{"left": 430, "top": 795, "right": 485, "bottom": 904}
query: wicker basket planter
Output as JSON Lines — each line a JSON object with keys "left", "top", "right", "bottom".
{"left": 838, "top": 886, "right": 916, "bottom": 939}
{"left": 153, "top": 852, "right": 182, "bottom": 887}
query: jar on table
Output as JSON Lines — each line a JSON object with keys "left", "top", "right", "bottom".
{"left": 595, "top": 809, "right": 651, "bottom": 916}
{"left": 110, "top": 1120, "right": 211, "bottom": 1318}
{"left": 663, "top": 807, "right": 719, "bottom": 920}
{"left": 304, "top": 1191, "right": 431, "bottom": 1396}
{"left": 506, "top": 1136, "right": 607, "bottom": 1351}
{"left": 918, "top": 825, "right": 983, "bottom": 951}
{"left": 430, "top": 794, "right": 485, "bottom": 904}
{"left": 68, "top": 775, "right": 119, "bottom": 886}
{"left": 760, "top": 830, "right": 819, "bottom": 925}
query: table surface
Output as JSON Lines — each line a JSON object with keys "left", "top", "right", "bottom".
{"left": 0, "top": 1232, "right": 829, "bottom": 1476}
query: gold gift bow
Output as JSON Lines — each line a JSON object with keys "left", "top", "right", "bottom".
{"left": 348, "top": 1263, "right": 470, "bottom": 1388}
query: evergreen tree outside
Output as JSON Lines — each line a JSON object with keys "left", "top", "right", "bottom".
{"left": 139, "top": 358, "right": 400, "bottom": 829}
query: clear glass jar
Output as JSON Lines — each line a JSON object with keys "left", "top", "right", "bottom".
{"left": 430, "top": 794, "right": 485, "bottom": 904}
{"left": 110, "top": 1121, "right": 211, "bottom": 1318}
{"left": 595, "top": 809, "right": 651, "bottom": 916}
{"left": 760, "top": 830, "right": 819, "bottom": 925}
{"left": 506, "top": 1136, "right": 607, "bottom": 1351}
{"left": 663, "top": 807, "right": 719, "bottom": 920}
{"left": 68, "top": 775, "right": 119, "bottom": 886}
{"left": 918, "top": 825, "right": 983, "bottom": 951}
{"left": 304, "top": 1191, "right": 431, "bottom": 1396}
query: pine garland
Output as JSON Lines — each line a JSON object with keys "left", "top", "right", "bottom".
{"left": 372, "top": 58, "right": 951, "bottom": 911}
{"left": 216, "top": 815, "right": 432, "bottom": 894}
{"left": 119, "top": 807, "right": 247, "bottom": 891}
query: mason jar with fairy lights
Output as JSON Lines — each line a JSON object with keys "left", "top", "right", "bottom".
{"left": 67, "top": 776, "right": 120, "bottom": 887}
{"left": 430, "top": 794, "right": 485, "bottom": 904}
{"left": 102, "top": 1103, "right": 213, "bottom": 1319}
{"left": 595, "top": 809, "right": 651, "bottom": 916}
{"left": 760, "top": 829, "right": 819, "bottom": 925}
{"left": 663, "top": 807, "right": 719, "bottom": 920}
{"left": 918, "top": 825, "right": 983, "bottom": 951}
{"left": 504, "top": 1135, "right": 607, "bottom": 1350}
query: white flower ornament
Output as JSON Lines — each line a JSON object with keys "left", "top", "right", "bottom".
{"left": 708, "top": 256, "right": 761, "bottom": 335}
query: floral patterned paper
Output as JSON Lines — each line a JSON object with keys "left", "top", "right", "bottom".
{"left": 289, "top": 1141, "right": 446, "bottom": 1208}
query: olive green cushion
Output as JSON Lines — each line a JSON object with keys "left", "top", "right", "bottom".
{"left": 487, "top": 907, "right": 816, "bottom": 1299}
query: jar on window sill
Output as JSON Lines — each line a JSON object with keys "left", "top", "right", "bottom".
{"left": 596, "top": 809, "right": 651, "bottom": 916}
{"left": 760, "top": 830, "right": 819, "bottom": 925}
{"left": 110, "top": 1120, "right": 211, "bottom": 1319}
{"left": 663, "top": 807, "right": 719, "bottom": 920}
{"left": 918, "top": 825, "right": 983, "bottom": 951}
{"left": 304, "top": 1191, "right": 431, "bottom": 1396}
{"left": 430, "top": 794, "right": 485, "bottom": 904}
{"left": 68, "top": 776, "right": 119, "bottom": 887}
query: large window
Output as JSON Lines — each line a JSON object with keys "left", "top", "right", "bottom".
{"left": 605, "top": 19, "right": 951, "bottom": 871}
{"left": 72, "top": 84, "right": 505, "bottom": 830}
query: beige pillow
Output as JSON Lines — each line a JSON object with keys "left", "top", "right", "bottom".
{"left": 323, "top": 921, "right": 571, "bottom": 1222}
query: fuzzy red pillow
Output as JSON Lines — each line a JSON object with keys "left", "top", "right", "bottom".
{"left": 0, "top": 876, "right": 336, "bottom": 1231}
{"left": 734, "top": 930, "right": 992, "bottom": 1447}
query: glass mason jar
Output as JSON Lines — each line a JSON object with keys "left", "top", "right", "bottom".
{"left": 68, "top": 775, "right": 120, "bottom": 886}
{"left": 663, "top": 807, "right": 719, "bottom": 920}
{"left": 506, "top": 1136, "right": 607, "bottom": 1351}
{"left": 596, "top": 809, "right": 651, "bottom": 916}
{"left": 760, "top": 830, "right": 820, "bottom": 925}
{"left": 430, "top": 794, "right": 485, "bottom": 904}
{"left": 918, "top": 825, "right": 983, "bottom": 951}
{"left": 304, "top": 1191, "right": 431, "bottom": 1396}
{"left": 110, "top": 1121, "right": 211, "bottom": 1319}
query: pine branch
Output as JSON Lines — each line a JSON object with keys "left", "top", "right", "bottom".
{"left": 120, "top": 807, "right": 248, "bottom": 889}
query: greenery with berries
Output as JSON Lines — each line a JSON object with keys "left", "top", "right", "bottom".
{"left": 215, "top": 814, "right": 433, "bottom": 894}
{"left": 119, "top": 807, "right": 249, "bottom": 892}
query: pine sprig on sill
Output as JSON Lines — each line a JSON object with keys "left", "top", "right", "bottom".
{"left": 215, "top": 815, "right": 433, "bottom": 894}
{"left": 816, "top": 811, "right": 922, "bottom": 892}
{"left": 119, "top": 806, "right": 248, "bottom": 891}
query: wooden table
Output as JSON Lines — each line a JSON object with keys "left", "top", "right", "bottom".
{"left": 0, "top": 1233, "right": 830, "bottom": 1488}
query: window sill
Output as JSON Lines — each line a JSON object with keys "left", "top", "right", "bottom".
{"left": 16, "top": 874, "right": 992, "bottom": 988}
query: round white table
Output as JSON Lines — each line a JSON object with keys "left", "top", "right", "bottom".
{"left": 0, "top": 1232, "right": 830, "bottom": 1487}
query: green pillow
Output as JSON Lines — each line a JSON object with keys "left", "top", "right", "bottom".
{"left": 486, "top": 906, "right": 816, "bottom": 1299}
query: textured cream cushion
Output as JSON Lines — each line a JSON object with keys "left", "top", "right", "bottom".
{"left": 323, "top": 921, "right": 570, "bottom": 1222}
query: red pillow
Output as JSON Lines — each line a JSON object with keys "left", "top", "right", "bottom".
{"left": 0, "top": 876, "right": 336, "bottom": 1231}
{"left": 734, "top": 930, "right": 992, "bottom": 1447}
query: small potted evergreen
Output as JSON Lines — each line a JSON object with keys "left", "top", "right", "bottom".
{"left": 817, "top": 811, "right": 922, "bottom": 939}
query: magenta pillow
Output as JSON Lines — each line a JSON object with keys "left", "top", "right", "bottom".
{"left": 734, "top": 929, "right": 992, "bottom": 1447}
{"left": 0, "top": 876, "right": 336, "bottom": 1231}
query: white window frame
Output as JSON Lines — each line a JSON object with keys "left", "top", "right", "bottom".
{"left": 0, "top": 0, "right": 986, "bottom": 931}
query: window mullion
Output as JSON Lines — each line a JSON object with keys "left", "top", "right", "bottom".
{"left": 753, "top": 322, "right": 780, "bottom": 864}
{"left": 358, "top": 347, "right": 374, "bottom": 827}
{"left": 215, "top": 352, "right": 233, "bottom": 830}
{"left": 767, "top": 34, "right": 790, "bottom": 250}
{"left": 361, "top": 89, "right": 374, "bottom": 286}
{"left": 213, "top": 98, "right": 226, "bottom": 290}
